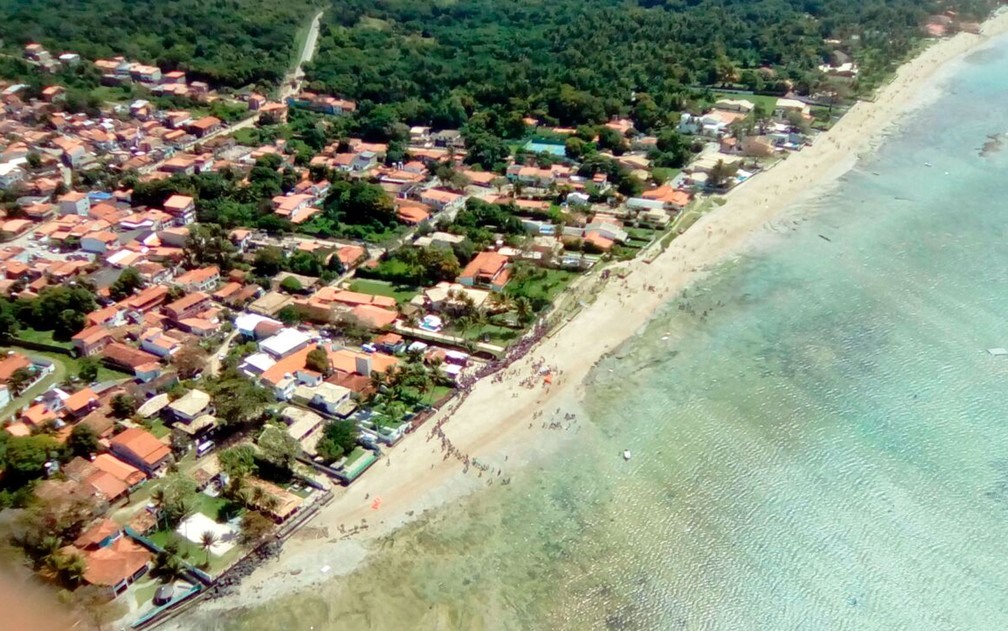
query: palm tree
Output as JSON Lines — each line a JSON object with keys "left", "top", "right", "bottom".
{"left": 199, "top": 530, "right": 217, "bottom": 565}
{"left": 234, "top": 480, "right": 254, "bottom": 507}
{"left": 38, "top": 534, "right": 61, "bottom": 563}
{"left": 455, "top": 315, "right": 473, "bottom": 338}
{"left": 488, "top": 292, "right": 511, "bottom": 314}
{"left": 41, "top": 544, "right": 64, "bottom": 578}
{"left": 61, "top": 553, "right": 86, "bottom": 587}
{"left": 153, "top": 550, "right": 184, "bottom": 582}
{"left": 150, "top": 487, "right": 167, "bottom": 528}
{"left": 369, "top": 369, "right": 386, "bottom": 393}
{"left": 261, "top": 493, "right": 280, "bottom": 514}
{"left": 250, "top": 484, "right": 268, "bottom": 509}
{"left": 418, "top": 361, "right": 438, "bottom": 403}
{"left": 514, "top": 296, "right": 534, "bottom": 324}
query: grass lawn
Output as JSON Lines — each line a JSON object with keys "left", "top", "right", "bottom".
{"left": 148, "top": 527, "right": 202, "bottom": 564}
{"left": 190, "top": 492, "right": 242, "bottom": 523}
{"left": 231, "top": 126, "right": 261, "bottom": 145}
{"left": 612, "top": 245, "right": 641, "bottom": 261}
{"left": 712, "top": 91, "right": 779, "bottom": 112}
{"left": 148, "top": 519, "right": 242, "bottom": 575}
{"left": 651, "top": 167, "right": 681, "bottom": 184}
{"left": 91, "top": 85, "right": 134, "bottom": 104}
{"left": 348, "top": 279, "right": 420, "bottom": 305}
{"left": 626, "top": 227, "right": 657, "bottom": 241}
{"left": 344, "top": 446, "right": 368, "bottom": 468}
{"left": 8, "top": 337, "right": 130, "bottom": 383}
{"left": 14, "top": 328, "right": 73, "bottom": 350}
{"left": 147, "top": 418, "right": 170, "bottom": 439}
{"left": 464, "top": 322, "right": 522, "bottom": 346}
{"left": 508, "top": 268, "right": 578, "bottom": 305}
{"left": 132, "top": 577, "right": 161, "bottom": 608}
{"left": 342, "top": 446, "right": 377, "bottom": 480}
{"left": 429, "top": 384, "right": 454, "bottom": 402}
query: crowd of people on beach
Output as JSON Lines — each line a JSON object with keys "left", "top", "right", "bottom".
{"left": 425, "top": 418, "right": 513, "bottom": 485}
{"left": 411, "top": 320, "right": 565, "bottom": 485}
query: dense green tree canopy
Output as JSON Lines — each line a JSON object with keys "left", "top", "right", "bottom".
{"left": 108, "top": 267, "right": 144, "bottom": 302}
{"left": 0, "top": 0, "right": 319, "bottom": 89}
{"left": 218, "top": 444, "right": 259, "bottom": 480}
{"left": 315, "top": 420, "right": 359, "bottom": 462}
{"left": 208, "top": 369, "right": 271, "bottom": 426}
{"left": 256, "top": 424, "right": 301, "bottom": 471}
{"left": 4, "top": 434, "right": 60, "bottom": 482}
{"left": 362, "top": 246, "right": 461, "bottom": 286}
{"left": 305, "top": 0, "right": 997, "bottom": 132}
{"left": 68, "top": 424, "right": 100, "bottom": 458}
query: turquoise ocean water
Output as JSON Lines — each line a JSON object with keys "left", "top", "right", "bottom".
{"left": 215, "top": 38, "right": 1008, "bottom": 631}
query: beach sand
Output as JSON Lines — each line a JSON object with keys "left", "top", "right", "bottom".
{"left": 186, "top": 10, "right": 1008, "bottom": 617}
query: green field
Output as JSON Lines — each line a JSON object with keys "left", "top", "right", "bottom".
{"left": 190, "top": 492, "right": 243, "bottom": 523}
{"left": 508, "top": 269, "right": 577, "bottom": 305}
{"left": 650, "top": 167, "right": 681, "bottom": 184}
{"left": 14, "top": 327, "right": 73, "bottom": 349}
{"left": 626, "top": 227, "right": 658, "bottom": 242}
{"left": 91, "top": 85, "right": 135, "bottom": 104}
{"left": 711, "top": 91, "right": 779, "bottom": 112}
{"left": 342, "top": 446, "right": 377, "bottom": 480}
{"left": 132, "top": 577, "right": 161, "bottom": 608}
{"left": 147, "top": 418, "right": 170, "bottom": 439}
{"left": 348, "top": 279, "right": 420, "bottom": 305}
{"left": 463, "top": 323, "right": 522, "bottom": 346}
{"left": 148, "top": 513, "right": 243, "bottom": 574}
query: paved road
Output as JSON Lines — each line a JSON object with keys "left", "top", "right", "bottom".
{"left": 280, "top": 10, "right": 325, "bottom": 101}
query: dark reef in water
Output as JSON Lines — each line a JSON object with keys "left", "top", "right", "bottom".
{"left": 979, "top": 132, "right": 1004, "bottom": 157}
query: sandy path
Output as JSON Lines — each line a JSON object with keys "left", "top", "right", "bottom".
{"left": 196, "top": 10, "right": 1008, "bottom": 612}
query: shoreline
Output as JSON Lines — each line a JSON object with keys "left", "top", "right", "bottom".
{"left": 178, "top": 10, "right": 1008, "bottom": 620}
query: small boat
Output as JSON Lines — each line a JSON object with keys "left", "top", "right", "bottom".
{"left": 924, "top": 162, "right": 933, "bottom": 167}
{"left": 623, "top": 450, "right": 632, "bottom": 461}
{"left": 988, "top": 348, "right": 1008, "bottom": 356}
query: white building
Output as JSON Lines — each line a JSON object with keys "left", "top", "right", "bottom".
{"left": 310, "top": 382, "right": 352, "bottom": 416}
{"left": 167, "top": 389, "right": 211, "bottom": 423}
{"left": 259, "top": 328, "right": 312, "bottom": 359}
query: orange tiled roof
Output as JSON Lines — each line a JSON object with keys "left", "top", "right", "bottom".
{"left": 91, "top": 453, "right": 146, "bottom": 487}
{"left": 64, "top": 387, "right": 98, "bottom": 414}
{"left": 459, "top": 251, "right": 508, "bottom": 281}
{"left": 109, "top": 427, "right": 170, "bottom": 468}
{"left": 0, "top": 352, "right": 31, "bottom": 382}
{"left": 80, "top": 537, "right": 150, "bottom": 587}
{"left": 74, "top": 518, "right": 121, "bottom": 549}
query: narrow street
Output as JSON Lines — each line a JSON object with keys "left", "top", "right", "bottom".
{"left": 208, "top": 329, "right": 240, "bottom": 376}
